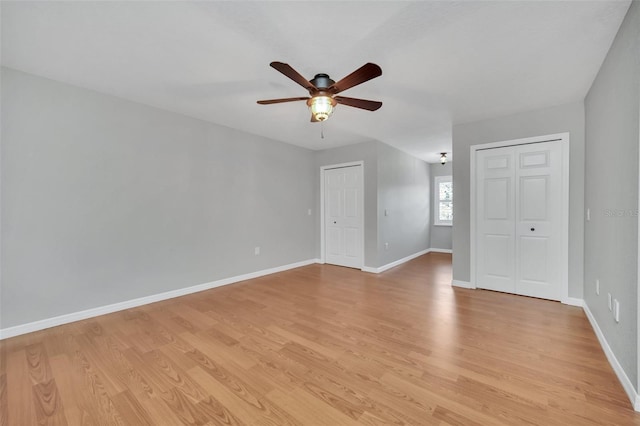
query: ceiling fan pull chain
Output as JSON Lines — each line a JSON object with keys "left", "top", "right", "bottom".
{"left": 321, "top": 122, "right": 325, "bottom": 139}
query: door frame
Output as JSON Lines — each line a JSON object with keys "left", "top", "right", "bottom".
{"left": 637, "top": 96, "right": 640, "bottom": 404}
{"left": 470, "top": 132, "right": 570, "bottom": 303}
{"left": 319, "top": 161, "right": 365, "bottom": 269}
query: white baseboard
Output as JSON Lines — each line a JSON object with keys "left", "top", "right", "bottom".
{"left": 583, "top": 302, "right": 639, "bottom": 410}
{"left": 363, "top": 249, "right": 431, "bottom": 274}
{"left": 428, "top": 248, "right": 452, "bottom": 254}
{"left": 452, "top": 280, "right": 475, "bottom": 289}
{"left": 0, "top": 259, "right": 316, "bottom": 340}
{"left": 562, "top": 297, "right": 584, "bottom": 307}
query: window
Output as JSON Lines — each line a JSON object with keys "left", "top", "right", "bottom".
{"left": 434, "top": 175, "right": 453, "bottom": 226}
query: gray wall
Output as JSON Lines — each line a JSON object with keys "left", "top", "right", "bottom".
{"left": 452, "top": 101, "right": 585, "bottom": 298}
{"left": 1, "top": 68, "right": 316, "bottom": 328}
{"left": 1, "top": 67, "right": 432, "bottom": 330}
{"left": 584, "top": 0, "right": 639, "bottom": 390}
{"left": 429, "top": 161, "right": 453, "bottom": 250}
{"left": 315, "top": 141, "right": 431, "bottom": 269}
{"left": 377, "top": 143, "right": 431, "bottom": 266}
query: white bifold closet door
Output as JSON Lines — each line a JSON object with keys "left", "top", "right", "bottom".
{"left": 476, "top": 141, "right": 563, "bottom": 301}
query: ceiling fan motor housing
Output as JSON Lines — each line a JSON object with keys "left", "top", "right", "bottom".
{"left": 310, "top": 74, "right": 335, "bottom": 91}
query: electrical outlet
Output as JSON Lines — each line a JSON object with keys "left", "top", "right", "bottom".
{"left": 384, "top": 242, "right": 389, "bottom": 250}
{"left": 586, "top": 208, "right": 591, "bottom": 221}
{"left": 307, "top": 209, "right": 312, "bottom": 216}
{"left": 608, "top": 293, "right": 612, "bottom": 311}
{"left": 613, "top": 299, "right": 620, "bottom": 323}
{"left": 595, "top": 279, "right": 600, "bottom": 295}
{"left": 254, "top": 246, "right": 260, "bottom": 255}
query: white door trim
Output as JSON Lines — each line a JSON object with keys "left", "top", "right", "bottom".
{"left": 320, "top": 161, "right": 365, "bottom": 269}
{"left": 470, "top": 132, "right": 570, "bottom": 303}
{"left": 637, "top": 94, "right": 640, "bottom": 407}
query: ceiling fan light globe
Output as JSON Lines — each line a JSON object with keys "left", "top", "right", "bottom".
{"left": 308, "top": 96, "right": 336, "bottom": 122}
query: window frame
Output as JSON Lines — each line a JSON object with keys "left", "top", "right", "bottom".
{"left": 434, "top": 175, "right": 453, "bottom": 226}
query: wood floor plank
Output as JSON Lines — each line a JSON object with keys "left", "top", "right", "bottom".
{"left": 179, "top": 331, "right": 275, "bottom": 396}
{"left": 48, "top": 354, "right": 97, "bottom": 426}
{"left": 32, "top": 379, "right": 68, "bottom": 426}
{"left": 25, "top": 343, "right": 53, "bottom": 386}
{"left": 158, "top": 386, "right": 211, "bottom": 426}
{"left": 2, "top": 253, "right": 640, "bottom": 425}
{"left": 6, "top": 350, "right": 35, "bottom": 426}
{"left": 266, "top": 388, "right": 359, "bottom": 426}
{"left": 111, "top": 389, "right": 154, "bottom": 426}
{"left": 432, "top": 404, "right": 484, "bottom": 426}
{"left": 194, "top": 394, "right": 246, "bottom": 426}
{"left": 142, "top": 348, "right": 209, "bottom": 404}
{"left": 188, "top": 365, "right": 299, "bottom": 426}
{"left": 138, "top": 392, "right": 189, "bottom": 426}
{"left": 68, "top": 348, "right": 125, "bottom": 425}
{"left": 377, "top": 371, "right": 507, "bottom": 426}
{"left": 122, "top": 346, "right": 195, "bottom": 403}
{"left": 89, "top": 332, "right": 154, "bottom": 399}
{"left": 74, "top": 334, "right": 128, "bottom": 397}
{"left": 0, "top": 373, "right": 7, "bottom": 426}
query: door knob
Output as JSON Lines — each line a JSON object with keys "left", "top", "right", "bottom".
{"left": 333, "top": 221, "right": 337, "bottom": 224}
{"left": 530, "top": 227, "right": 535, "bottom": 231}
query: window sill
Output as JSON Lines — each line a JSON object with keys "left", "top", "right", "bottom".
{"left": 434, "top": 223, "right": 452, "bottom": 227}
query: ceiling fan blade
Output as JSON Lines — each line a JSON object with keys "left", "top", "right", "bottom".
{"left": 257, "top": 97, "right": 309, "bottom": 105}
{"left": 331, "top": 63, "right": 382, "bottom": 94}
{"left": 270, "top": 62, "right": 317, "bottom": 91}
{"left": 335, "top": 96, "right": 382, "bottom": 111}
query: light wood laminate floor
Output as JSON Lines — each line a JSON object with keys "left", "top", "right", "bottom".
{"left": 1, "top": 253, "right": 639, "bottom": 425}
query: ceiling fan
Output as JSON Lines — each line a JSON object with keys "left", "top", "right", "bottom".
{"left": 257, "top": 62, "right": 382, "bottom": 122}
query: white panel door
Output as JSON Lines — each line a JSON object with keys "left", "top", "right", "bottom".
{"left": 515, "top": 142, "right": 562, "bottom": 300}
{"left": 324, "top": 165, "right": 363, "bottom": 268}
{"left": 476, "top": 141, "right": 563, "bottom": 300}
{"left": 476, "top": 147, "right": 516, "bottom": 293}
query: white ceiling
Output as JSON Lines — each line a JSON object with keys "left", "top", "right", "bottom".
{"left": 1, "top": 1, "right": 630, "bottom": 163}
